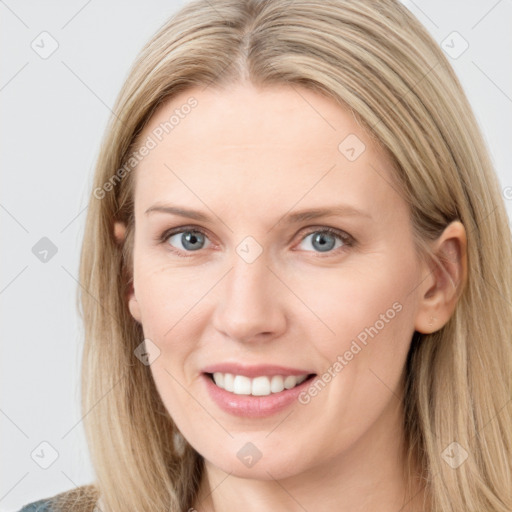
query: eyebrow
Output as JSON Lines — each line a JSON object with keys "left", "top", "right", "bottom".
{"left": 144, "top": 203, "right": 372, "bottom": 223}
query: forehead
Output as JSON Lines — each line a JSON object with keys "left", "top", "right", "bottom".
{"left": 132, "top": 83, "right": 401, "bottom": 221}
{"left": 138, "top": 82, "right": 377, "bottom": 155}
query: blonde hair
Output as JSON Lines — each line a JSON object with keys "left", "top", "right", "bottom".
{"left": 58, "top": 0, "right": 512, "bottom": 510}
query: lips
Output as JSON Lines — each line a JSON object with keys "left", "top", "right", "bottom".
{"left": 201, "top": 363, "right": 317, "bottom": 417}
{"left": 202, "top": 372, "right": 316, "bottom": 417}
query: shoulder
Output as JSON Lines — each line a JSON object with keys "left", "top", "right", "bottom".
{"left": 15, "top": 485, "right": 100, "bottom": 512}
{"left": 15, "top": 497, "right": 54, "bottom": 511}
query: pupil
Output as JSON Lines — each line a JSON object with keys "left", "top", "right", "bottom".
{"left": 313, "top": 232, "right": 335, "bottom": 252}
{"left": 183, "top": 231, "right": 203, "bottom": 250}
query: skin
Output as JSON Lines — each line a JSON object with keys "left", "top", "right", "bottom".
{"left": 114, "top": 82, "right": 467, "bottom": 512}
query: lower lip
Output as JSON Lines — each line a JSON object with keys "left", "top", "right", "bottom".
{"left": 202, "top": 373, "right": 316, "bottom": 418}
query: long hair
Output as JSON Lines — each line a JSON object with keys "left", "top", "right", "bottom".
{"left": 64, "top": 0, "right": 512, "bottom": 510}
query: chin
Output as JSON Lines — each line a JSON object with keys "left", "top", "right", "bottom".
{"left": 201, "top": 441, "right": 312, "bottom": 481}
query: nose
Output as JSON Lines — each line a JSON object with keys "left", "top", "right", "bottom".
{"left": 211, "top": 250, "right": 287, "bottom": 344}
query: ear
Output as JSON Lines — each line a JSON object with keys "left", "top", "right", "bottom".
{"left": 113, "top": 220, "right": 127, "bottom": 245}
{"left": 127, "top": 281, "right": 142, "bottom": 323}
{"left": 414, "top": 220, "right": 467, "bottom": 334}
{"left": 114, "top": 220, "right": 142, "bottom": 323}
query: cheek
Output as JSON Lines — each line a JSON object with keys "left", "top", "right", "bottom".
{"left": 133, "top": 259, "right": 215, "bottom": 382}
{"left": 134, "top": 259, "right": 203, "bottom": 335}
{"left": 135, "top": 265, "right": 205, "bottom": 420}
{"left": 299, "top": 252, "right": 418, "bottom": 367}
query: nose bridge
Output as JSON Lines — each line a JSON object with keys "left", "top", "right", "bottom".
{"left": 229, "top": 251, "right": 271, "bottom": 304}
{"left": 212, "top": 245, "right": 286, "bottom": 341}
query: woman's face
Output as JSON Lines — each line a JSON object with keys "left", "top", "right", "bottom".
{"left": 124, "top": 82, "right": 429, "bottom": 479}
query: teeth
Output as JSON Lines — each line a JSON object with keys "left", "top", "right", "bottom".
{"left": 270, "top": 375, "right": 284, "bottom": 393}
{"left": 284, "top": 375, "right": 297, "bottom": 389}
{"left": 212, "top": 372, "right": 310, "bottom": 396}
{"left": 224, "top": 373, "right": 234, "bottom": 392}
{"left": 233, "top": 375, "right": 251, "bottom": 395}
{"left": 252, "top": 376, "right": 270, "bottom": 396}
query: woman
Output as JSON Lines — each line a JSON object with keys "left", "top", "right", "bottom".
{"left": 18, "top": 0, "right": 512, "bottom": 510}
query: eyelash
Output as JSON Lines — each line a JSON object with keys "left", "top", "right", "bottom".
{"left": 157, "top": 225, "right": 355, "bottom": 258}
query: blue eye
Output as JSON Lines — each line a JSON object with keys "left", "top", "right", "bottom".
{"left": 159, "top": 226, "right": 353, "bottom": 257}
{"left": 297, "top": 228, "right": 351, "bottom": 253}
{"left": 165, "top": 229, "right": 211, "bottom": 252}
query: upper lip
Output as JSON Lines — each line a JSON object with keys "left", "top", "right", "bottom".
{"left": 202, "top": 363, "right": 316, "bottom": 378}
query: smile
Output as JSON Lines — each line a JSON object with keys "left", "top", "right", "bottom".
{"left": 208, "top": 372, "right": 311, "bottom": 396}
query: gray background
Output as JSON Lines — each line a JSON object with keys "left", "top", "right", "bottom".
{"left": 1, "top": 0, "right": 511, "bottom": 510}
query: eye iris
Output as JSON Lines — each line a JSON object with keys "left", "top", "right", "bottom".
{"left": 181, "top": 231, "right": 204, "bottom": 250}
{"left": 312, "top": 232, "right": 336, "bottom": 252}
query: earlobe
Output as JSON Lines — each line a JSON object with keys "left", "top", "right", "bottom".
{"left": 127, "top": 283, "right": 142, "bottom": 323}
{"left": 114, "top": 221, "right": 127, "bottom": 244}
{"left": 414, "top": 221, "right": 467, "bottom": 334}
